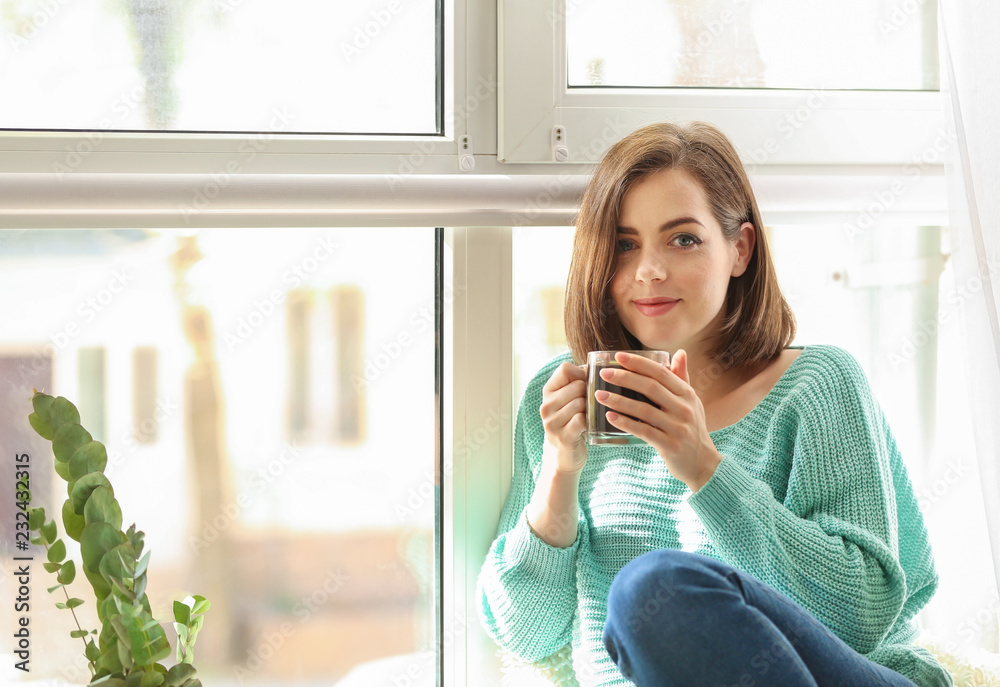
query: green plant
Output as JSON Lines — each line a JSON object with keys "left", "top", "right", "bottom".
{"left": 27, "top": 390, "right": 209, "bottom": 687}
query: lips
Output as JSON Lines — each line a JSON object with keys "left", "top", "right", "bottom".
{"left": 633, "top": 297, "right": 679, "bottom": 317}
{"left": 634, "top": 297, "right": 678, "bottom": 306}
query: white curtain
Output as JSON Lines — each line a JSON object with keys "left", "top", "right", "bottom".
{"left": 940, "top": 0, "right": 1000, "bottom": 597}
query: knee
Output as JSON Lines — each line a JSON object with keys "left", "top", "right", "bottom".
{"left": 606, "top": 549, "right": 733, "bottom": 636}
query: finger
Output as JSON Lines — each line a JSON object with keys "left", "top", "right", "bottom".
{"left": 544, "top": 395, "right": 587, "bottom": 430}
{"left": 594, "top": 389, "right": 664, "bottom": 428}
{"left": 671, "top": 349, "right": 690, "bottom": 385}
{"left": 604, "top": 409, "right": 666, "bottom": 445}
{"left": 598, "top": 365, "right": 687, "bottom": 415}
{"left": 540, "top": 379, "right": 587, "bottom": 421}
{"left": 613, "top": 351, "right": 689, "bottom": 397}
{"left": 544, "top": 361, "right": 588, "bottom": 393}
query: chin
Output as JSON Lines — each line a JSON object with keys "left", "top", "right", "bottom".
{"left": 627, "top": 331, "right": 674, "bottom": 353}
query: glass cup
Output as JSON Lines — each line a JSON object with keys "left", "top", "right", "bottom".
{"left": 586, "top": 350, "right": 670, "bottom": 445}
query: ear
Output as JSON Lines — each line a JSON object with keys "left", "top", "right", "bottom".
{"left": 731, "top": 222, "right": 756, "bottom": 278}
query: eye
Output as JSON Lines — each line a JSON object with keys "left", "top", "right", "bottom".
{"left": 673, "top": 234, "right": 701, "bottom": 248}
{"left": 616, "top": 237, "right": 637, "bottom": 253}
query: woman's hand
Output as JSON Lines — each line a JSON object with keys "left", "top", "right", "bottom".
{"left": 595, "top": 350, "right": 722, "bottom": 491}
{"left": 539, "top": 361, "right": 589, "bottom": 474}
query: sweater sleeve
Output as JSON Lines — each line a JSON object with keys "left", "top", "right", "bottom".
{"left": 688, "top": 347, "right": 909, "bottom": 655}
{"left": 475, "top": 356, "right": 586, "bottom": 662}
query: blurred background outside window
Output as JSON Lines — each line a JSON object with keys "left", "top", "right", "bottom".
{"left": 566, "top": 0, "right": 938, "bottom": 90}
{"left": 0, "top": 228, "right": 438, "bottom": 686}
{"left": 0, "top": 0, "right": 438, "bottom": 132}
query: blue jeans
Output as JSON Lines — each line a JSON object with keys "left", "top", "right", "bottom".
{"left": 602, "top": 549, "right": 917, "bottom": 687}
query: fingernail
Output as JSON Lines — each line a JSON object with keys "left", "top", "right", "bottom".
{"left": 595, "top": 390, "right": 609, "bottom": 401}
{"left": 617, "top": 352, "right": 630, "bottom": 362}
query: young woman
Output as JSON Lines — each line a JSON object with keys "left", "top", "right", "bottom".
{"left": 477, "top": 122, "right": 951, "bottom": 687}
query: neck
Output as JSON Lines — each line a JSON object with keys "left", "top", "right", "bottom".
{"left": 683, "top": 344, "right": 756, "bottom": 404}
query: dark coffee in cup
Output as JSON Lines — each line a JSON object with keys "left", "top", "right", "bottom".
{"left": 589, "top": 361, "right": 657, "bottom": 431}
{"left": 585, "top": 350, "right": 669, "bottom": 445}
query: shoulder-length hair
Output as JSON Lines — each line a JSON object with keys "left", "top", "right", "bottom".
{"left": 564, "top": 121, "right": 796, "bottom": 370}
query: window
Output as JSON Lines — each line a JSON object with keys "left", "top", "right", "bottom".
{"left": 0, "top": 227, "right": 438, "bottom": 685}
{"left": 0, "top": 0, "right": 440, "bottom": 133}
{"left": 566, "top": 0, "right": 938, "bottom": 90}
{"left": 2, "top": 0, "right": 992, "bottom": 684}
{"left": 500, "top": 0, "right": 944, "bottom": 167}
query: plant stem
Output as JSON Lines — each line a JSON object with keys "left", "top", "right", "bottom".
{"left": 44, "top": 541, "right": 97, "bottom": 677}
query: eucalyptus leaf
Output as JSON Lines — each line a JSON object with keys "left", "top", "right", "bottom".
{"left": 128, "top": 618, "right": 171, "bottom": 667}
{"left": 28, "top": 411, "right": 54, "bottom": 440}
{"left": 70, "top": 629, "right": 90, "bottom": 638}
{"left": 85, "top": 564, "right": 112, "bottom": 602}
{"left": 134, "top": 551, "right": 151, "bottom": 579}
{"left": 110, "top": 614, "right": 128, "bottom": 642}
{"left": 62, "top": 498, "right": 86, "bottom": 541}
{"left": 99, "top": 545, "right": 136, "bottom": 583}
{"left": 173, "top": 601, "right": 190, "bottom": 625}
{"left": 117, "top": 637, "right": 132, "bottom": 673}
{"left": 53, "top": 458, "right": 72, "bottom": 481}
{"left": 93, "top": 677, "right": 127, "bottom": 687}
{"left": 69, "top": 441, "right": 109, "bottom": 480}
{"left": 99, "top": 594, "right": 117, "bottom": 624}
{"left": 110, "top": 576, "right": 134, "bottom": 601}
{"left": 85, "top": 639, "right": 101, "bottom": 661}
{"left": 84, "top": 486, "right": 123, "bottom": 530}
{"left": 28, "top": 507, "right": 44, "bottom": 530}
{"left": 165, "top": 663, "right": 196, "bottom": 686}
{"left": 190, "top": 596, "right": 210, "bottom": 615}
{"left": 49, "top": 396, "right": 81, "bottom": 431}
{"left": 133, "top": 573, "right": 147, "bottom": 600}
{"left": 44, "top": 561, "right": 62, "bottom": 573}
{"left": 72, "top": 473, "right": 114, "bottom": 515}
{"left": 97, "top": 641, "right": 124, "bottom": 676}
{"left": 140, "top": 670, "right": 165, "bottom": 687}
{"left": 80, "top": 522, "right": 125, "bottom": 573}
{"left": 52, "top": 422, "right": 92, "bottom": 463}
{"left": 57, "top": 560, "right": 78, "bottom": 585}
{"left": 47, "top": 538, "right": 66, "bottom": 563}
{"left": 31, "top": 391, "right": 55, "bottom": 423}
{"left": 40, "top": 518, "right": 57, "bottom": 545}
{"left": 66, "top": 597, "right": 85, "bottom": 609}
{"left": 57, "top": 560, "right": 76, "bottom": 585}
{"left": 47, "top": 583, "right": 64, "bottom": 593}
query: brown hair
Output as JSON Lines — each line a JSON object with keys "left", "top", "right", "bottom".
{"left": 564, "top": 121, "right": 796, "bottom": 370}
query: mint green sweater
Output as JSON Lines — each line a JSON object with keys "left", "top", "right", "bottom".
{"left": 477, "top": 345, "right": 951, "bottom": 687}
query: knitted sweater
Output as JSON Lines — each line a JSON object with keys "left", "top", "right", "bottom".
{"left": 477, "top": 345, "right": 952, "bottom": 687}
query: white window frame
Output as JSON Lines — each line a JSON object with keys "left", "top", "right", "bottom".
{"left": 499, "top": 0, "right": 946, "bottom": 167}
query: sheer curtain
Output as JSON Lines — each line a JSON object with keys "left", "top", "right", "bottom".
{"left": 940, "top": 0, "right": 1000, "bottom": 598}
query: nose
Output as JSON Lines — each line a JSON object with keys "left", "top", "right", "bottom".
{"left": 634, "top": 248, "right": 667, "bottom": 283}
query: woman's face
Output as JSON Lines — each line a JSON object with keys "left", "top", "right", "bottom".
{"left": 610, "top": 167, "right": 754, "bottom": 354}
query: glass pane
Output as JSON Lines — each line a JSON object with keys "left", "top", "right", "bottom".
{"left": 513, "top": 223, "right": 993, "bottom": 655}
{"left": 567, "top": 0, "right": 938, "bottom": 90}
{"left": 0, "top": 227, "right": 437, "bottom": 686}
{"left": 0, "top": 0, "right": 438, "bottom": 133}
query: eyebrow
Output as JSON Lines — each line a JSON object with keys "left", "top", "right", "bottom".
{"left": 616, "top": 217, "right": 705, "bottom": 234}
